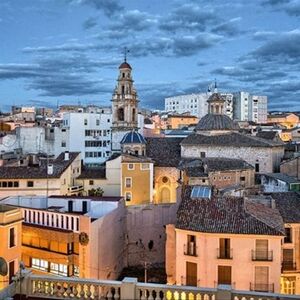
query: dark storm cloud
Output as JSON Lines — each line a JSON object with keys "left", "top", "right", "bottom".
{"left": 83, "top": 17, "right": 98, "bottom": 29}
{"left": 68, "top": 0, "right": 123, "bottom": 16}
{"left": 0, "top": 55, "right": 118, "bottom": 97}
{"left": 262, "top": 0, "right": 300, "bottom": 17}
{"left": 251, "top": 29, "right": 300, "bottom": 62}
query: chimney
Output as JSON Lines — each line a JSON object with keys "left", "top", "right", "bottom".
{"left": 64, "top": 151, "right": 69, "bottom": 161}
{"left": 47, "top": 164, "right": 54, "bottom": 175}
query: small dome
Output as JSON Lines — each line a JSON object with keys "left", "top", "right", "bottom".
{"left": 195, "top": 114, "right": 239, "bottom": 131}
{"left": 121, "top": 131, "right": 146, "bottom": 144}
{"left": 119, "top": 62, "right": 132, "bottom": 70}
{"left": 207, "top": 93, "right": 225, "bottom": 103}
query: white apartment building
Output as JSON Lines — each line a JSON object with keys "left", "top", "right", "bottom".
{"left": 233, "top": 92, "right": 268, "bottom": 123}
{"left": 62, "top": 112, "right": 112, "bottom": 166}
{"left": 165, "top": 93, "right": 209, "bottom": 118}
{"left": 165, "top": 93, "right": 234, "bottom": 119}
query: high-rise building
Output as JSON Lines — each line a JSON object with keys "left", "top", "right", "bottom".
{"left": 111, "top": 60, "right": 139, "bottom": 151}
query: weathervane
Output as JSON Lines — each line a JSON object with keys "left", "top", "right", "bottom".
{"left": 123, "top": 47, "right": 130, "bottom": 62}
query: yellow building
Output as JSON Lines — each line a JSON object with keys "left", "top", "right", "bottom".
{"left": 271, "top": 193, "right": 300, "bottom": 295}
{"left": 267, "top": 113, "right": 299, "bottom": 129}
{"left": 165, "top": 114, "right": 199, "bottom": 130}
{"left": 0, "top": 152, "right": 82, "bottom": 197}
{"left": 121, "top": 154, "right": 154, "bottom": 205}
{"left": 0, "top": 205, "right": 22, "bottom": 290}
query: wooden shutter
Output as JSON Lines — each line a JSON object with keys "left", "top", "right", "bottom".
{"left": 218, "top": 266, "right": 231, "bottom": 284}
{"left": 256, "top": 239, "right": 268, "bottom": 259}
{"left": 255, "top": 266, "right": 269, "bottom": 285}
{"left": 186, "top": 262, "right": 197, "bottom": 286}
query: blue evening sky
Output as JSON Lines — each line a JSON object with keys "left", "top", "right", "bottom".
{"left": 0, "top": 0, "right": 299, "bottom": 111}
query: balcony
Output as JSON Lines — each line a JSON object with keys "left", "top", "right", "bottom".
{"left": 2, "top": 271, "right": 300, "bottom": 300}
{"left": 251, "top": 250, "right": 273, "bottom": 261}
{"left": 250, "top": 283, "right": 274, "bottom": 293}
{"left": 282, "top": 261, "right": 297, "bottom": 271}
{"left": 217, "top": 248, "right": 233, "bottom": 259}
{"left": 184, "top": 243, "right": 197, "bottom": 257}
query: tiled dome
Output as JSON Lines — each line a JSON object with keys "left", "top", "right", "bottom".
{"left": 121, "top": 131, "right": 146, "bottom": 144}
{"left": 195, "top": 114, "right": 239, "bottom": 131}
{"left": 119, "top": 62, "right": 132, "bottom": 69}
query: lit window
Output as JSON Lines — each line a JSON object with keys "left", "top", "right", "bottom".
{"left": 32, "top": 258, "right": 48, "bottom": 272}
{"left": 125, "top": 192, "right": 132, "bottom": 201}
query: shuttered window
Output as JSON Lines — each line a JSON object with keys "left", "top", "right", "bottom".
{"left": 218, "top": 266, "right": 231, "bottom": 284}
{"left": 255, "top": 266, "right": 269, "bottom": 292}
{"left": 256, "top": 239, "right": 268, "bottom": 260}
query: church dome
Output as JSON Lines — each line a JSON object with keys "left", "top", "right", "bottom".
{"left": 195, "top": 114, "right": 239, "bottom": 131}
{"left": 119, "top": 62, "right": 132, "bottom": 70}
{"left": 121, "top": 131, "right": 146, "bottom": 144}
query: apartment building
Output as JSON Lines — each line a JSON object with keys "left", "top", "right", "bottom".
{"left": 62, "top": 112, "right": 112, "bottom": 166}
{"left": 0, "top": 205, "right": 22, "bottom": 290}
{"left": 233, "top": 92, "right": 268, "bottom": 123}
{"left": 1, "top": 195, "right": 125, "bottom": 280}
{"left": 166, "top": 187, "right": 285, "bottom": 293}
{"left": 0, "top": 152, "right": 82, "bottom": 197}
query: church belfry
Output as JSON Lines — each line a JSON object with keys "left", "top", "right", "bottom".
{"left": 111, "top": 58, "right": 139, "bottom": 151}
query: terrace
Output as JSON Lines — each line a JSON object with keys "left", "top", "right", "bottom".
{"left": 1, "top": 271, "right": 299, "bottom": 300}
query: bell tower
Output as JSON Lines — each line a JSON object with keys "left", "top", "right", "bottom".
{"left": 111, "top": 53, "right": 139, "bottom": 151}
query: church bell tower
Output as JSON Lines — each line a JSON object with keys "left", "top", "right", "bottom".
{"left": 111, "top": 54, "right": 139, "bottom": 151}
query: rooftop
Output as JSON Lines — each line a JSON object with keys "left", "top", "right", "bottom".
{"left": 0, "top": 152, "right": 80, "bottom": 179}
{"left": 182, "top": 132, "right": 284, "bottom": 148}
{"left": 176, "top": 186, "right": 285, "bottom": 236}
{"left": 271, "top": 192, "right": 300, "bottom": 223}
{"left": 146, "top": 137, "right": 183, "bottom": 167}
{"left": 256, "top": 131, "right": 278, "bottom": 141}
{"left": 77, "top": 166, "right": 106, "bottom": 179}
{"left": 263, "top": 173, "right": 300, "bottom": 184}
{"left": 0, "top": 204, "right": 18, "bottom": 212}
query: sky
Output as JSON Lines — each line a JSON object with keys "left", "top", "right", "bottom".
{"left": 0, "top": 0, "right": 300, "bottom": 112}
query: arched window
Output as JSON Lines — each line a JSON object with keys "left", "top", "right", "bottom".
{"left": 118, "top": 108, "right": 124, "bottom": 121}
{"left": 160, "top": 187, "right": 170, "bottom": 202}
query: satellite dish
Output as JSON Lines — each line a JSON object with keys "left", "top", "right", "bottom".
{"left": 0, "top": 257, "right": 8, "bottom": 276}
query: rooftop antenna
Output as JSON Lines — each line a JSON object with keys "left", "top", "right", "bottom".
{"left": 123, "top": 47, "right": 130, "bottom": 62}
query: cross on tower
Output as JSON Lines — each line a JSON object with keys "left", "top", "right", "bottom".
{"left": 123, "top": 47, "right": 130, "bottom": 62}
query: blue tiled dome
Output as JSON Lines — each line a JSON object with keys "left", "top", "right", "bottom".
{"left": 121, "top": 131, "right": 146, "bottom": 144}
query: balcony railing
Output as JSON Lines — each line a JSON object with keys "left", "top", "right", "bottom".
{"left": 250, "top": 283, "right": 274, "bottom": 293}
{"left": 184, "top": 243, "right": 197, "bottom": 257}
{"left": 251, "top": 250, "right": 273, "bottom": 261}
{"left": 217, "top": 248, "right": 233, "bottom": 259}
{"left": 4, "top": 271, "right": 300, "bottom": 300}
{"left": 282, "top": 261, "right": 297, "bottom": 271}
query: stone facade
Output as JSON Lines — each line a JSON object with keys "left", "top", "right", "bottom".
{"left": 181, "top": 145, "right": 284, "bottom": 173}
{"left": 281, "top": 157, "right": 300, "bottom": 180}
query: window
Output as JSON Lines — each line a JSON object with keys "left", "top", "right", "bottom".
{"left": 218, "top": 266, "right": 232, "bottom": 285}
{"left": 186, "top": 262, "right": 197, "bottom": 286}
{"left": 27, "top": 181, "right": 34, "bottom": 187}
{"left": 96, "top": 119, "right": 100, "bottom": 126}
{"left": 13, "top": 181, "right": 19, "bottom": 187}
{"left": 61, "top": 141, "right": 66, "bottom": 147}
{"left": 240, "top": 176, "right": 245, "bottom": 182}
{"left": 185, "top": 235, "right": 196, "bottom": 256}
{"left": 128, "top": 163, "right": 134, "bottom": 170}
{"left": 125, "top": 177, "right": 132, "bottom": 188}
{"left": 125, "top": 192, "right": 132, "bottom": 201}
{"left": 84, "top": 119, "right": 88, "bottom": 125}
{"left": 141, "top": 163, "right": 150, "bottom": 170}
{"left": 255, "top": 163, "right": 260, "bottom": 173}
{"left": 9, "top": 227, "right": 16, "bottom": 248}
{"left": 50, "top": 262, "right": 68, "bottom": 276}
{"left": 219, "top": 238, "right": 231, "bottom": 259}
{"left": 284, "top": 227, "right": 292, "bottom": 243}
{"left": 89, "top": 180, "right": 94, "bottom": 185}
{"left": 254, "top": 266, "right": 269, "bottom": 292}
{"left": 74, "top": 265, "right": 79, "bottom": 277}
{"left": 282, "top": 276, "right": 296, "bottom": 295}
{"left": 32, "top": 258, "right": 48, "bottom": 272}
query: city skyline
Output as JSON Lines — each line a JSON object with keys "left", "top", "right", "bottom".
{"left": 0, "top": 0, "right": 300, "bottom": 111}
